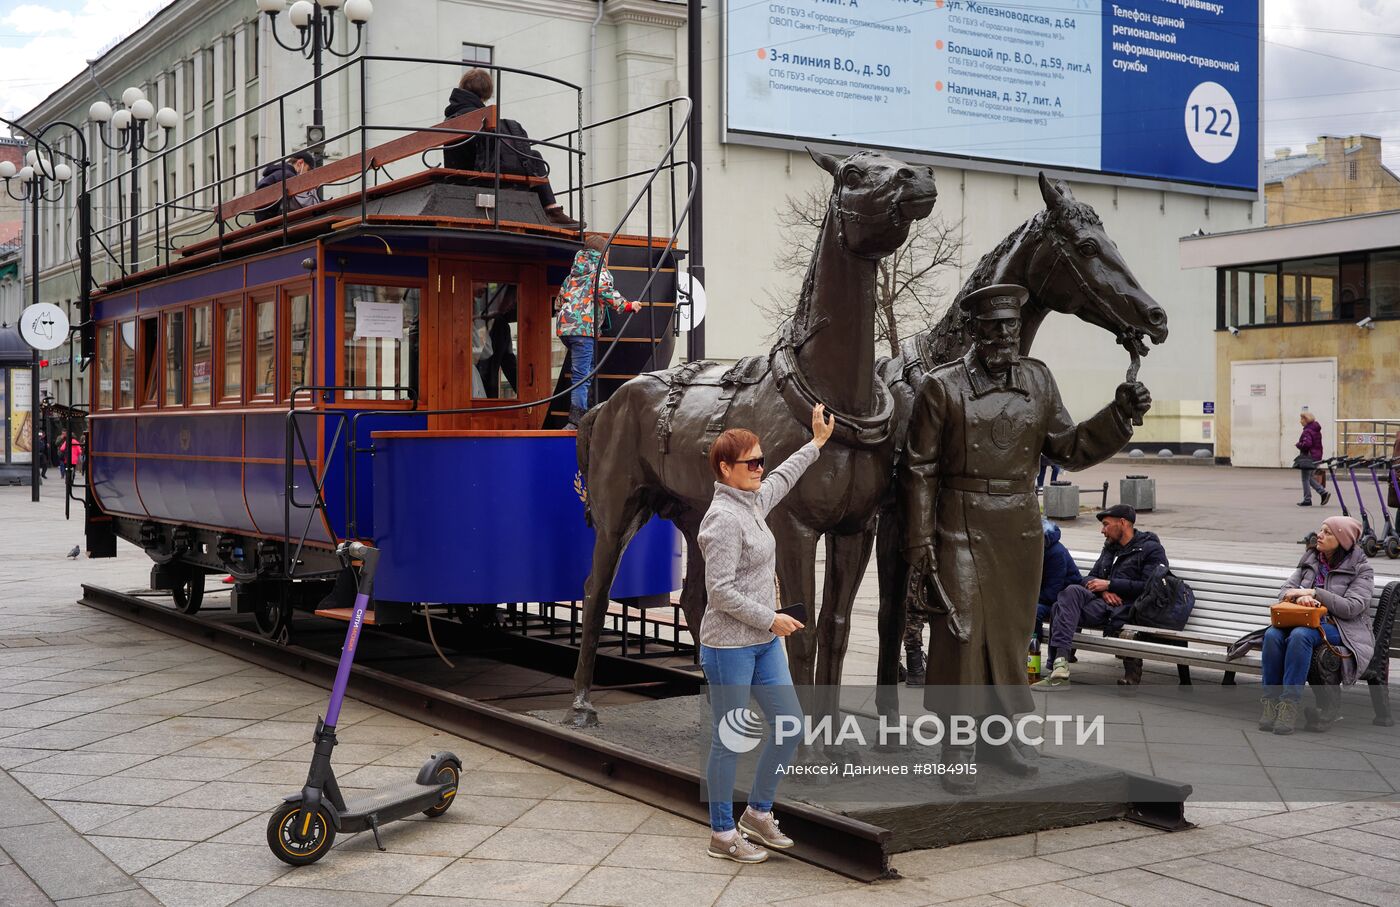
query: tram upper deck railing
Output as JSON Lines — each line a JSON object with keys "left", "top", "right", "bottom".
{"left": 83, "top": 54, "right": 690, "bottom": 286}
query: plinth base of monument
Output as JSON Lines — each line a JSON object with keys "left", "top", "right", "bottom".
{"left": 536, "top": 695, "right": 1192, "bottom": 857}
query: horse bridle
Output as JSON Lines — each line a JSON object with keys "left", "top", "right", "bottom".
{"left": 1032, "top": 217, "right": 1147, "bottom": 351}
{"left": 830, "top": 179, "right": 907, "bottom": 259}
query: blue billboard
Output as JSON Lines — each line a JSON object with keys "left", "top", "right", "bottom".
{"left": 726, "top": 0, "right": 1259, "bottom": 191}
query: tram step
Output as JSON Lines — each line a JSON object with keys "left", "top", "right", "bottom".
{"left": 314, "top": 608, "right": 380, "bottom": 625}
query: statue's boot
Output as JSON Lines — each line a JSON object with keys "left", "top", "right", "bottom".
{"left": 1304, "top": 684, "right": 1343, "bottom": 732}
{"left": 938, "top": 743, "right": 977, "bottom": 794}
{"left": 977, "top": 735, "right": 1041, "bottom": 777}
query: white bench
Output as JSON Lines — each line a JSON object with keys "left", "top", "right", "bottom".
{"left": 1063, "top": 553, "right": 1399, "bottom": 700}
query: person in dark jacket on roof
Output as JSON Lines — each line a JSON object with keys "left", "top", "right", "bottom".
{"left": 253, "top": 150, "right": 320, "bottom": 222}
{"left": 442, "top": 68, "right": 579, "bottom": 228}
{"left": 1033, "top": 504, "right": 1168, "bottom": 689}
{"left": 1035, "top": 518, "right": 1083, "bottom": 643}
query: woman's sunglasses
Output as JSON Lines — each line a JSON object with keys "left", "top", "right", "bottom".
{"left": 734, "top": 457, "right": 765, "bottom": 472}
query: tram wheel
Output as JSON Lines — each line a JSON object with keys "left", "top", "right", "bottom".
{"left": 171, "top": 573, "right": 204, "bottom": 615}
{"left": 267, "top": 801, "right": 335, "bottom": 866}
{"left": 253, "top": 597, "right": 292, "bottom": 642}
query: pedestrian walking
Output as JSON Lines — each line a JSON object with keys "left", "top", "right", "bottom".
{"left": 1294, "top": 411, "right": 1329, "bottom": 506}
{"left": 697, "top": 404, "right": 833, "bottom": 863}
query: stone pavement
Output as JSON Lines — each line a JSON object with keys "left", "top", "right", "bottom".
{"left": 2, "top": 479, "right": 1399, "bottom": 906}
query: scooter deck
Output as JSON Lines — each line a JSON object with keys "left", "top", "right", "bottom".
{"left": 340, "top": 781, "right": 449, "bottom": 830}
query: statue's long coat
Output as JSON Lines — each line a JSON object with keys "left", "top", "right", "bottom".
{"left": 901, "top": 350, "right": 1132, "bottom": 717}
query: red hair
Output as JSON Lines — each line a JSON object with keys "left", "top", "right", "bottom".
{"left": 709, "top": 428, "right": 760, "bottom": 479}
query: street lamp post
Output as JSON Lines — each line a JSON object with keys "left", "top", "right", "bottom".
{"left": 1, "top": 149, "right": 73, "bottom": 501}
{"left": 257, "top": 0, "right": 374, "bottom": 150}
{"left": 88, "top": 89, "right": 177, "bottom": 275}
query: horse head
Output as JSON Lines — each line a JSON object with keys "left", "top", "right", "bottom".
{"left": 808, "top": 148, "right": 938, "bottom": 258}
{"left": 1026, "top": 173, "right": 1168, "bottom": 356}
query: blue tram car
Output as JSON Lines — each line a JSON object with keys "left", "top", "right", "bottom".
{"left": 82, "top": 66, "right": 686, "bottom": 639}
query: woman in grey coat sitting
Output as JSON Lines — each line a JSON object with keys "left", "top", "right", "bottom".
{"left": 697, "top": 403, "right": 832, "bottom": 864}
{"left": 1262, "top": 515, "right": 1375, "bottom": 734}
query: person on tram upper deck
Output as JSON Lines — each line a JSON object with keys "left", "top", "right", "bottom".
{"left": 253, "top": 150, "right": 321, "bottom": 222}
{"left": 442, "top": 68, "right": 581, "bottom": 229}
{"left": 556, "top": 234, "right": 638, "bottom": 429}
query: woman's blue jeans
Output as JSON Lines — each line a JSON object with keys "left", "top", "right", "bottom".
{"left": 700, "top": 638, "right": 802, "bottom": 832}
{"left": 1261, "top": 623, "right": 1342, "bottom": 702}
{"left": 561, "top": 335, "right": 594, "bottom": 413}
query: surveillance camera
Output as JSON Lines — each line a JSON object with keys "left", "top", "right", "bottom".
{"left": 1226, "top": 325, "right": 1240, "bottom": 336}
{"left": 1357, "top": 317, "right": 1375, "bottom": 330}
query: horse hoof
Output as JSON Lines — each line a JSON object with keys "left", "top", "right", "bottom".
{"left": 563, "top": 708, "right": 599, "bottom": 729}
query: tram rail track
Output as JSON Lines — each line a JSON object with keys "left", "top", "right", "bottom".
{"left": 79, "top": 584, "right": 894, "bottom": 880}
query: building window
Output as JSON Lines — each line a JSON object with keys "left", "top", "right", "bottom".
{"left": 165, "top": 309, "right": 185, "bottom": 406}
{"left": 252, "top": 298, "right": 277, "bottom": 397}
{"left": 224, "top": 34, "right": 237, "bottom": 92}
{"left": 343, "top": 284, "right": 420, "bottom": 400}
{"left": 247, "top": 20, "right": 260, "bottom": 82}
{"left": 220, "top": 302, "right": 243, "bottom": 401}
{"left": 1280, "top": 257, "right": 1338, "bottom": 324}
{"left": 1221, "top": 264, "right": 1278, "bottom": 328}
{"left": 191, "top": 304, "right": 212, "bottom": 404}
{"left": 1372, "top": 250, "right": 1400, "bottom": 319}
{"left": 203, "top": 47, "right": 216, "bottom": 105}
{"left": 462, "top": 43, "right": 494, "bottom": 66}
{"left": 1347, "top": 159, "right": 1359, "bottom": 182}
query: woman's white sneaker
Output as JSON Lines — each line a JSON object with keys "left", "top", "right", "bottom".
{"left": 708, "top": 830, "right": 769, "bottom": 863}
{"left": 738, "top": 808, "right": 794, "bottom": 849}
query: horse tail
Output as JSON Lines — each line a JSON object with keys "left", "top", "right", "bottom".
{"left": 576, "top": 405, "right": 600, "bottom": 528}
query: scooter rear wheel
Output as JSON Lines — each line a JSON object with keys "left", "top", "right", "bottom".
{"left": 267, "top": 801, "right": 336, "bottom": 865}
{"left": 1364, "top": 535, "right": 1382, "bottom": 558}
{"left": 1386, "top": 536, "right": 1400, "bottom": 559}
{"left": 423, "top": 763, "right": 460, "bottom": 818}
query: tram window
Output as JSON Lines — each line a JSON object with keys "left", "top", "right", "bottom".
{"left": 191, "top": 304, "right": 212, "bottom": 405}
{"left": 140, "top": 317, "right": 160, "bottom": 406}
{"left": 97, "top": 324, "right": 114, "bottom": 410}
{"left": 472, "top": 283, "right": 519, "bottom": 400}
{"left": 344, "top": 284, "right": 420, "bottom": 401}
{"left": 252, "top": 298, "right": 276, "bottom": 398}
{"left": 287, "top": 292, "right": 312, "bottom": 399}
{"left": 117, "top": 321, "right": 136, "bottom": 409}
{"left": 219, "top": 302, "right": 243, "bottom": 402}
{"left": 165, "top": 310, "right": 185, "bottom": 406}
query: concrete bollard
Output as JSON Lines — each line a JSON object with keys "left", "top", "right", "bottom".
{"left": 1120, "top": 474, "right": 1156, "bottom": 511}
{"left": 1044, "top": 482, "right": 1079, "bottom": 520}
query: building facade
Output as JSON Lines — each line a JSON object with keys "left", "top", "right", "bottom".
{"left": 16, "top": 0, "right": 1256, "bottom": 442}
{"left": 1264, "top": 135, "right": 1400, "bottom": 226}
{"left": 1181, "top": 210, "right": 1400, "bottom": 467}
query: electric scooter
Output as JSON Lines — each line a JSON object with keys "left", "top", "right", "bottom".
{"left": 1303, "top": 457, "right": 1354, "bottom": 549}
{"left": 266, "top": 541, "right": 461, "bottom": 866}
{"left": 1363, "top": 458, "right": 1400, "bottom": 558}
{"left": 1343, "top": 457, "right": 1382, "bottom": 558}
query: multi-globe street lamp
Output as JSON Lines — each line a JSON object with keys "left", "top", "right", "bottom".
{"left": 87, "top": 87, "right": 177, "bottom": 275}
{"left": 256, "top": 0, "right": 374, "bottom": 150}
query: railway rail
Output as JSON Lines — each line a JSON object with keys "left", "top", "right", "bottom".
{"left": 79, "top": 584, "right": 895, "bottom": 880}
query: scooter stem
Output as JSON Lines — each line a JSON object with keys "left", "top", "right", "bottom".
{"left": 325, "top": 543, "right": 381, "bottom": 728}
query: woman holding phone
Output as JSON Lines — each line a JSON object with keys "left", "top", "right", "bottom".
{"left": 697, "top": 403, "right": 833, "bottom": 863}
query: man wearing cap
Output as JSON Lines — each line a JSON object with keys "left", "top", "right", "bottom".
{"left": 901, "top": 283, "right": 1151, "bottom": 789}
{"left": 1033, "top": 504, "right": 1168, "bottom": 689}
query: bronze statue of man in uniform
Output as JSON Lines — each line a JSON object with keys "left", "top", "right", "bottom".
{"left": 900, "top": 283, "right": 1151, "bottom": 792}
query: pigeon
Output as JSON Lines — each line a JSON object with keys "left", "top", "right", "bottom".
{"left": 66, "top": 546, "right": 81, "bottom": 559}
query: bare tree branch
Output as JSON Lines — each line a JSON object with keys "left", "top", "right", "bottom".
{"left": 761, "top": 187, "right": 965, "bottom": 357}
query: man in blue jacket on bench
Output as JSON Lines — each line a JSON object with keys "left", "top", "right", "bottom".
{"left": 1033, "top": 504, "right": 1168, "bottom": 689}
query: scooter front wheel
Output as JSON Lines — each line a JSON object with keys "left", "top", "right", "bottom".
{"left": 267, "top": 801, "right": 336, "bottom": 866}
{"left": 423, "top": 762, "right": 461, "bottom": 818}
{"left": 1386, "top": 536, "right": 1400, "bottom": 559}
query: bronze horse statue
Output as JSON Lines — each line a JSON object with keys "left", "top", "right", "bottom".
{"left": 568, "top": 148, "right": 938, "bottom": 726}
{"left": 872, "top": 173, "right": 1170, "bottom": 714}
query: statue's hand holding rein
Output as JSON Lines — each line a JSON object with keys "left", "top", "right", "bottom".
{"left": 1115, "top": 382, "right": 1152, "bottom": 423}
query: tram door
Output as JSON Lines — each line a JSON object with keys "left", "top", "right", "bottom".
{"left": 426, "top": 260, "right": 550, "bottom": 430}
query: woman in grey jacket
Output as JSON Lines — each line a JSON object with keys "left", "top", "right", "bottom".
{"left": 1262, "top": 515, "right": 1375, "bottom": 734}
{"left": 698, "top": 404, "right": 832, "bottom": 864}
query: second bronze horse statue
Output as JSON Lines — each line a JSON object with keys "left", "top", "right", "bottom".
{"left": 568, "top": 149, "right": 938, "bottom": 725}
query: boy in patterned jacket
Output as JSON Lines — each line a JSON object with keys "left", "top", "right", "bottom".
{"left": 557, "top": 234, "right": 638, "bottom": 428}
